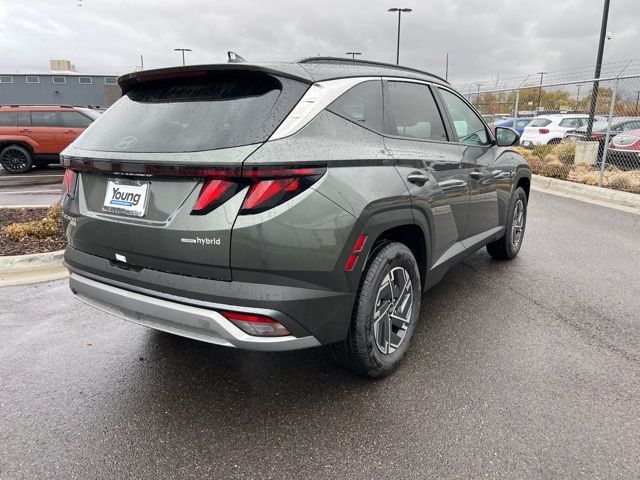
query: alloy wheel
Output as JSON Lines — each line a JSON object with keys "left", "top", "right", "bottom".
{"left": 373, "top": 266, "right": 413, "bottom": 355}
{"left": 1, "top": 148, "right": 29, "bottom": 173}
{"left": 511, "top": 199, "right": 525, "bottom": 248}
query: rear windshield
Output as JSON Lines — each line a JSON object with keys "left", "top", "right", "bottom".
{"left": 528, "top": 118, "right": 552, "bottom": 127}
{"left": 75, "top": 72, "right": 308, "bottom": 153}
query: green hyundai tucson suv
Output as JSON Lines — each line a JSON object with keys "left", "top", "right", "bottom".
{"left": 61, "top": 57, "right": 530, "bottom": 377}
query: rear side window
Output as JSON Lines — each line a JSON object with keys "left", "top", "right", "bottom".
{"left": 515, "top": 119, "right": 531, "bottom": 129}
{"left": 75, "top": 72, "right": 308, "bottom": 153}
{"left": 528, "top": 118, "right": 552, "bottom": 127}
{"left": 438, "top": 88, "right": 489, "bottom": 145}
{"left": 17, "top": 112, "right": 31, "bottom": 127}
{"left": 385, "top": 82, "right": 447, "bottom": 141}
{"left": 0, "top": 112, "right": 17, "bottom": 127}
{"left": 30, "top": 111, "right": 60, "bottom": 127}
{"left": 61, "top": 111, "right": 92, "bottom": 128}
{"left": 327, "top": 80, "right": 383, "bottom": 133}
{"left": 559, "top": 118, "right": 583, "bottom": 128}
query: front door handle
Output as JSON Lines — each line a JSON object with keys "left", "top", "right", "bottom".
{"left": 407, "top": 171, "right": 429, "bottom": 185}
{"left": 469, "top": 170, "right": 483, "bottom": 180}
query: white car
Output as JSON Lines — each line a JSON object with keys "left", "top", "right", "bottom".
{"left": 520, "top": 114, "right": 592, "bottom": 147}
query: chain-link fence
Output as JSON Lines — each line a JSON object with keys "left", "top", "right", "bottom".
{"left": 462, "top": 74, "right": 640, "bottom": 193}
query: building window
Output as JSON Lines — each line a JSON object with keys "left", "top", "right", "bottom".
{"left": 0, "top": 76, "right": 13, "bottom": 83}
{"left": 105, "top": 77, "right": 117, "bottom": 85}
{"left": 26, "top": 76, "right": 40, "bottom": 84}
{"left": 79, "top": 77, "right": 92, "bottom": 85}
{"left": 52, "top": 76, "right": 66, "bottom": 84}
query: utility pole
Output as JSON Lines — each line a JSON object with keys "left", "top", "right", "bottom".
{"left": 586, "top": 0, "right": 611, "bottom": 137}
{"left": 388, "top": 8, "right": 412, "bottom": 65}
{"left": 174, "top": 48, "right": 192, "bottom": 66}
{"left": 575, "top": 84, "right": 581, "bottom": 111}
{"left": 535, "top": 71, "right": 547, "bottom": 114}
{"left": 635, "top": 91, "right": 640, "bottom": 116}
{"left": 445, "top": 53, "right": 449, "bottom": 82}
{"left": 140, "top": 54, "right": 144, "bottom": 70}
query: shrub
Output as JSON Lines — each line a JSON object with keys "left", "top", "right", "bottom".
{"left": 606, "top": 172, "right": 634, "bottom": 191}
{"left": 544, "top": 153, "right": 560, "bottom": 164}
{"left": 573, "top": 161, "right": 593, "bottom": 171}
{"left": 554, "top": 142, "right": 577, "bottom": 165}
{"left": 540, "top": 161, "right": 570, "bottom": 180}
{"left": 579, "top": 171, "right": 601, "bottom": 186}
{"left": 531, "top": 144, "right": 555, "bottom": 159}
{"left": 3, "top": 203, "right": 62, "bottom": 242}
{"left": 527, "top": 156, "right": 545, "bottom": 174}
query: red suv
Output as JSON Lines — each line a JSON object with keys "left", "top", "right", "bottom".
{"left": 0, "top": 105, "right": 100, "bottom": 174}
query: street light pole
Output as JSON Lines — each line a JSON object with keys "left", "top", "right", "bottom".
{"left": 345, "top": 52, "right": 362, "bottom": 59}
{"left": 535, "top": 71, "right": 547, "bottom": 114}
{"left": 586, "top": 0, "right": 611, "bottom": 137}
{"left": 476, "top": 83, "right": 483, "bottom": 108}
{"left": 174, "top": 48, "right": 192, "bottom": 66}
{"left": 634, "top": 90, "right": 640, "bottom": 116}
{"left": 575, "top": 84, "right": 582, "bottom": 111}
{"left": 388, "top": 8, "right": 412, "bottom": 65}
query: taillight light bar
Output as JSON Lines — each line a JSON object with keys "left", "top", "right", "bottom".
{"left": 60, "top": 156, "right": 326, "bottom": 216}
{"left": 539, "top": 128, "right": 550, "bottom": 134}
{"left": 61, "top": 169, "right": 77, "bottom": 199}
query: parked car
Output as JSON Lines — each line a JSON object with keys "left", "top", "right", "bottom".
{"left": 61, "top": 58, "right": 530, "bottom": 378}
{"left": 607, "top": 129, "right": 640, "bottom": 169}
{"left": 520, "top": 114, "right": 593, "bottom": 147}
{"left": 495, "top": 117, "right": 533, "bottom": 135}
{"left": 0, "top": 105, "right": 101, "bottom": 174}
{"left": 563, "top": 117, "right": 640, "bottom": 156}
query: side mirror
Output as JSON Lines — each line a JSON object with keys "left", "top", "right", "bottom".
{"left": 495, "top": 127, "right": 520, "bottom": 147}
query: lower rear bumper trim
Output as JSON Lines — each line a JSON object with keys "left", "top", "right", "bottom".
{"left": 69, "top": 273, "right": 321, "bottom": 351}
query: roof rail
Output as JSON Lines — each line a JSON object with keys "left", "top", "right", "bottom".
{"left": 298, "top": 56, "right": 449, "bottom": 84}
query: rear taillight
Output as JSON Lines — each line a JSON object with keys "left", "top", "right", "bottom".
{"left": 61, "top": 169, "right": 77, "bottom": 199}
{"left": 591, "top": 133, "right": 605, "bottom": 141}
{"left": 191, "top": 179, "right": 240, "bottom": 215}
{"left": 539, "top": 128, "right": 550, "bottom": 134}
{"left": 221, "top": 311, "right": 290, "bottom": 337}
{"left": 191, "top": 165, "right": 326, "bottom": 215}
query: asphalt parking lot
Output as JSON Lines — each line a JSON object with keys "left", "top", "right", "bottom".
{"left": 1, "top": 190, "right": 639, "bottom": 479}
{"left": 0, "top": 165, "right": 62, "bottom": 206}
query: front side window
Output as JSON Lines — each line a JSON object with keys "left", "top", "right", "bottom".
{"left": 61, "top": 111, "right": 92, "bottom": 128}
{"left": 30, "top": 111, "right": 60, "bottom": 127}
{"left": 327, "top": 80, "right": 383, "bottom": 133}
{"left": 385, "top": 82, "right": 447, "bottom": 141}
{"left": 439, "top": 88, "right": 489, "bottom": 145}
{"left": 622, "top": 121, "right": 640, "bottom": 131}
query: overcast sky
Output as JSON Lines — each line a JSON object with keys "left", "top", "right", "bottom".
{"left": 0, "top": 0, "right": 638, "bottom": 87}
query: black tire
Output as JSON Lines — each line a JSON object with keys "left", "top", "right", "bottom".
{"left": 0, "top": 145, "right": 33, "bottom": 174}
{"left": 486, "top": 186, "right": 528, "bottom": 260}
{"left": 332, "top": 242, "right": 421, "bottom": 378}
{"left": 548, "top": 138, "right": 562, "bottom": 145}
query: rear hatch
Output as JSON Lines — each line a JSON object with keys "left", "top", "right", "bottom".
{"left": 62, "top": 68, "right": 310, "bottom": 281}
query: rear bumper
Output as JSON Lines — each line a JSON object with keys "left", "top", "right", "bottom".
{"left": 64, "top": 246, "right": 355, "bottom": 347}
{"left": 69, "top": 273, "right": 320, "bottom": 351}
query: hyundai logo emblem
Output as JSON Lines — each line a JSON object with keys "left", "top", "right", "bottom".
{"left": 114, "top": 136, "right": 138, "bottom": 150}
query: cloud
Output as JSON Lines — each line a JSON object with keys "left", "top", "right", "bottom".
{"left": 0, "top": 0, "right": 637, "bottom": 86}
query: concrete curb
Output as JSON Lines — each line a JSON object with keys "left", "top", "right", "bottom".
{"left": 0, "top": 173, "right": 63, "bottom": 188}
{"left": 531, "top": 174, "right": 640, "bottom": 214}
{"left": 0, "top": 249, "right": 67, "bottom": 287}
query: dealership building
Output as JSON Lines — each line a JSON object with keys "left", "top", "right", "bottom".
{"left": 0, "top": 60, "right": 123, "bottom": 108}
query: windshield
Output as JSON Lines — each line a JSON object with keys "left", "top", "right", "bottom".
{"left": 75, "top": 72, "right": 307, "bottom": 153}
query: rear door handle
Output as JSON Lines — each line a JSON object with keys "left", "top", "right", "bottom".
{"left": 407, "top": 171, "right": 429, "bottom": 185}
{"left": 18, "top": 128, "right": 31, "bottom": 133}
{"left": 469, "top": 171, "right": 483, "bottom": 180}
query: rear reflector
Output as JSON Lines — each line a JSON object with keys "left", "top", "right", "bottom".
{"left": 221, "top": 311, "right": 290, "bottom": 337}
{"left": 345, "top": 234, "right": 367, "bottom": 272}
